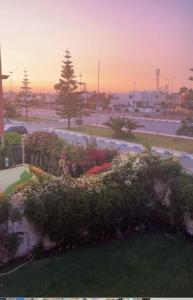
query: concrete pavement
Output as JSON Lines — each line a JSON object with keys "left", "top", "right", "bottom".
{"left": 0, "top": 165, "right": 29, "bottom": 192}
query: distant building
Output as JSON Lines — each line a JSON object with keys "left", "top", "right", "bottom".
{"left": 3, "top": 92, "right": 17, "bottom": 102}
{"left": 35, "top": 93, "right": 56, "bottom": 109}
{"left": 170, "top": 92, "right": 181, "bottom": 108}
{"left": 111, "top": 91, "right": 168, "bottom": 112}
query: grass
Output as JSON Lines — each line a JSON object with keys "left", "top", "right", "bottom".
{"left": 5, "top": 170, "right": 32, "bottom": 195}
{"left": 1, "top": 233, "right": 193, "bottom": 296}
{"left": 71, "top": 125, "right": 193, "bottom": 153}
{"left": 12, "top": 116, "right": 46, "bottom": 122}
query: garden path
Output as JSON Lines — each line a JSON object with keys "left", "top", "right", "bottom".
{"left": 0, "top": 165, "right": 28, "bottom": 192}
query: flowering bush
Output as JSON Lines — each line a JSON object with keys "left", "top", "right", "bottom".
{"left": 85, "top": 162, "right": 112, "bottom": 176}
{"left": 21, "top": 147, "right": 192, "bottom": 250}
{"left": 0, "top": 192, "right": 5, "bottom": 200}
{"left": 26, "top": 131, "right": 66, "bottom": 175}
{"left": 29, "top": 165, "right": 44, "bottom": 176}
{"left": 15, "top": 182, "right": 31, "bottom": 192}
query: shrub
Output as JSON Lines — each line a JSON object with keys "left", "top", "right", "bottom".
{"left": 104, "top": 116, "right": 126, "bottom": 137}
{"left": 24, "top": 180, "right": 90, "bottom": 247}
{"left": 177, "top": 117, "right": 193, "bottom": 136}
{"left": 26, "top": 131, "right": 66, "bottom": 175}
{"left": 4, "top": 132, "right": 21, "bottom": 145}
{"left": 0, "top": 195, "right": 9, "bottom": 225}
{"left": 31, "top": 242, "right": 45, "bottom": 259}
{"left": 5, "top": 232, "right": 23, "bottom": 259}
{"left": 23, "top": 148, "right": 189, "bottom": 249}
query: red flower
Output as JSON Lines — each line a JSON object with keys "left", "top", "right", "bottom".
{"left": 85, "top": 162, "right": 111, "bottom": 176}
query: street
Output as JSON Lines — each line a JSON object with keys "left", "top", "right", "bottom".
{"left": 23, "top": 108, "right": 181, "bottom": 135}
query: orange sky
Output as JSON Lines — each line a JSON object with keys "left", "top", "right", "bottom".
{"left": 1, "top": 0, "right": 193, "bottom": 93}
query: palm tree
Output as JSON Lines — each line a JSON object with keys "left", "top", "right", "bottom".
{"left": 124, "top": 118, "right": 144, "bottom": 137}
{"left": 104, "top": 116, "right": 126, "bottom": 137}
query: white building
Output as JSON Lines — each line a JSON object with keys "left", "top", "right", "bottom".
{"left": 111, "top": 91, "right": 168, "bottom": 112}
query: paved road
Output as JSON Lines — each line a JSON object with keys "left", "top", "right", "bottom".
{"left": 22, "top": 108, "right": 181, "bottom": 135}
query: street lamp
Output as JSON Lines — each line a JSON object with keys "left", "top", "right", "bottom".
{"left": 0, "top": 47, "right": 9, "bottom": 140}
{"left": 21, "top": 134, "right": 28, "bottom": 165}
{"left": 9, "top": 71, "right": 13, "bottom": 94}
{"left": 96, "top": 60, "right": 100, "bottom": 126}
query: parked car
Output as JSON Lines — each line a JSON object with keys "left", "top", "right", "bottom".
{"left": 4, "top": 125, "right": 28, "bottom": 135}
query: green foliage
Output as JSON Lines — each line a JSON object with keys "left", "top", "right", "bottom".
{"left": 25, "top": 179, "right": 90, "bottom": 247}
{"left": 9, "top": 207, "right": 22, "bottom": 232}
{"left": 86, "top": 92, "right": 115, "bottom": 110}
{"left": 0, "top": 196, "right": 9, "bottom": 225}
{"left": 25, "top": 131, "right": 65, "bottom": 175}
{"left": 5, "top": 232, "right": 23, "bottom": 258}
{"left": 31, "top": 242, "right": 45, "bottom": 259}
{"left": 124, "top": 118, "right": 144, "bottom": 136}
{"left": 104, "top": 116, "right": 126, "bottom": 137}
{"left": 23, "top": 148, "right": 189, "bottom": 247}
{"left": 177, "top": 116, "right": 193, "bottom": 136}
{"left": 4, "top": 132, "right": 22, "bottom": 145}
{"left": 4, "top": 101, "right": 20, "bottom": 119}
{"left": 174, "top": 174, "right": 193, "bottom": 216}
{"left": 54, "top": 50, "right": 82, "bottom": 129}
{"left": 104, "top": 117, "right": 143, "bottom": 138}
{"left": 0, "top": 133, "right": 22, "bottom": 169}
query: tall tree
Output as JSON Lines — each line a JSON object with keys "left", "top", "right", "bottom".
{"left": 54, "top": 50, "right": 82, "bottom": 129}
{"left": 21, "top": 68, "right": 31, "bottom": 122}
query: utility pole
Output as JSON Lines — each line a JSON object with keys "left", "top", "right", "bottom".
{"left": 21, "top": 68, "right": 31, "bottom": 122}
{"left": 96, "top": 60, "right": 100, "bottom": 125}
{"left": 0, "top": 46, "right": 9, "bottom": 140}
{"left": 78, "top": 73, "right": 84, "bottom": 128}
{"left": 155, "top": 68, "right": 160, "bottom": 91}
{"left": 9, "top": 71, "right": 13, "bottom": 94}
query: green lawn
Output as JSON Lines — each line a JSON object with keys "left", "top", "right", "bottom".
{"left": 1, "top": 233, "right": 193, "bottom": 296}
{"left": 12, "top": 116, "right": 46, "bottom": 122}
{"left": 5, "top": 170, "right": 32, "bottom": 195}
{"left": 71, "top": 125, "right": 193, "bottom": 153}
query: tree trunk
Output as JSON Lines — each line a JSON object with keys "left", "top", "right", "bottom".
{"left": 67, "top": 115, "right": 71, "bottom": 129}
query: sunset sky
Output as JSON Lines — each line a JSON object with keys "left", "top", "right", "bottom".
{"left": 1, "top": 0, "right": 193, "bottom": 93}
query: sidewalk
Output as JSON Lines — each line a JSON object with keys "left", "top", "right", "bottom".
{"left": 0, "top": 165, "right": 28, "bottom": 192}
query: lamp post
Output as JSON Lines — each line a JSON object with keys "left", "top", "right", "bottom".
{"left": 21, "top": 135, "right": 27, "bottom": 165}
{"left": 77, "top": 73, "right": 85, "bottom": 128}
{"left": 0, "top": 47, "right": 9, "bottom": 141}
{"left": 9, "top": 71, "right": 13, "bottom": 94}
{"left": 96, "top": 60, "right": 100, "bottom": 126}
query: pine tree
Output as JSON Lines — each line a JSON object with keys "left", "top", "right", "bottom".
{"left": 55, "top": 50, "right": 82, "bottom": 129}
{"left": 21, "top": 68, "right": 31, "bottom": 122}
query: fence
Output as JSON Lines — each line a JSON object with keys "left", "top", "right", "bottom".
{"left": 0, "top": 144, "right": 22, "bottom": 169}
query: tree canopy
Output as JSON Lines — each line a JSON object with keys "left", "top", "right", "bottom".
{"left": 54, "top": 50, "right": 82, "bottom": 129}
